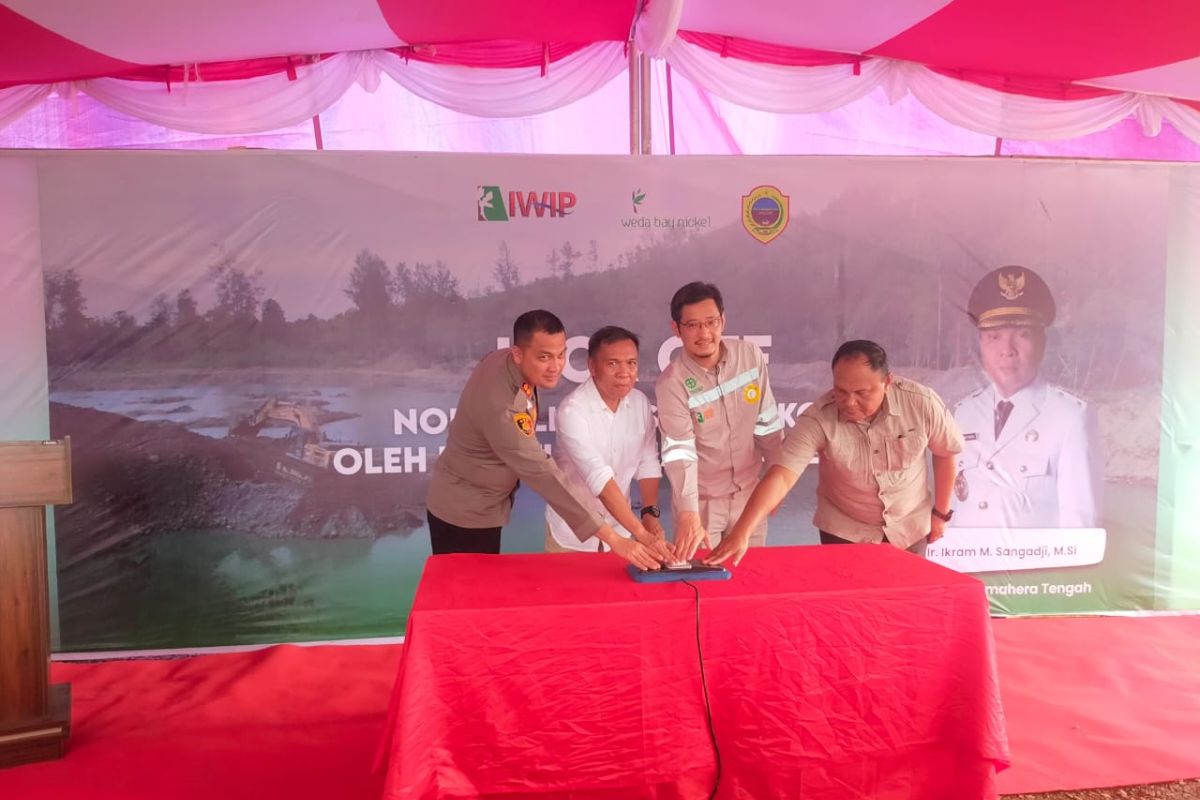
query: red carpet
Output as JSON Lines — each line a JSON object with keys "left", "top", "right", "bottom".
{"left": 0, "top": 616, "right": 1197, "bottom": 799}
{"left": 991, "top": 615, "right": 1200, "bottom": 795}
{"left": 0, "top": 645, "right": 398, "bottom": 800}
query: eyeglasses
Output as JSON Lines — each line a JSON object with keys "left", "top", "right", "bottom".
{"left": 679, "top": 316, "right": 723, "bottom": 333}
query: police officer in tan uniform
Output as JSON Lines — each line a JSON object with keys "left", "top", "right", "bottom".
{"left": 656, "top": 282, "right": 785, "bottom": 561}
{"left": 951, "top": 267, "right": 1102, "bottom": 529}
{"left": 427, "top": 310, "right": 666, "bottom": 569}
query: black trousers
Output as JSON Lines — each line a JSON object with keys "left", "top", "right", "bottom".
{"left": 819, "top": 529, "right": 928, "bottom": 557}
{"left": 427, "top": 510, "right": 502, "bottom": 555}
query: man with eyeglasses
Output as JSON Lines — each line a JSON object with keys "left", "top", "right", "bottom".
{"left": 655, "top": 282, "right": 785, "bottom": 561}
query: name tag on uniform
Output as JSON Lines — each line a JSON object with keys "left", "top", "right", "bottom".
{"left": 964, "top": 433, "right": 978, "bottom": 441}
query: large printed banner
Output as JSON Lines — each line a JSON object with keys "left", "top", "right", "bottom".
{"left": 2, "top": 150, "right": 1197, "bottom": 651}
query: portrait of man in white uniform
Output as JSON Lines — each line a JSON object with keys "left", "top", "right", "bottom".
{"left": 951, "top": 266, "right": 1103, "bottom": 529}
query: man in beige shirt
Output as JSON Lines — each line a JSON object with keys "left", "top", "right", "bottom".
{"left": 427, "top": 310, "right": 666, "bottom": 570}
{"left": 656, "top": 282, "right": 785, "bottom": 561}
{"left": 707, "top": 340, "right": 964, "bottom": 567}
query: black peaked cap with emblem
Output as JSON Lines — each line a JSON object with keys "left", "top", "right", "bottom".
{"left": 967, "top": 265, "right": 1056, "bottom": 330}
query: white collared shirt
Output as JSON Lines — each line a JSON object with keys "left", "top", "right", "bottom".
{"left": 951, "top": 378, "right": 1101, "bottom": 528}
{"left": 546, "top": 378, "right": 662, "bottom": 551}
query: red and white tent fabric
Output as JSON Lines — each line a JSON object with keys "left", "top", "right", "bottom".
{"left": 3, "top": 0, "right": 1200, "bottom": 143}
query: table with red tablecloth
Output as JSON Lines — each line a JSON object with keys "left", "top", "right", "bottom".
{"left": 377, "top": 544, "right": 1010, "bottom": 800}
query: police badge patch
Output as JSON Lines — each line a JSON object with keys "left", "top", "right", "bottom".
{"left": 954, "top": 472, "right": 969, "bottom": 501}
{"left": 513, "top": 412, "right": 534, "bottom": 437}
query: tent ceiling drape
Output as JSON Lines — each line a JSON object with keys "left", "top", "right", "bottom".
{"left": 674, "top": 0, "right": 1200, "bottom": 98}
{"left": 2, "top": 0, "right": 1199, "bottom": 144}
{"left": 0, "top": 1, "right": 639, "bottom": 84}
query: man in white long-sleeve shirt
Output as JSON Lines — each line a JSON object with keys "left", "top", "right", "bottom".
{"left": 546, "top": 326, "right": 673, "bottom": 566}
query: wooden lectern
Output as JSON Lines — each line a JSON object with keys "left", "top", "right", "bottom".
{"left": 0, "top": 439, "right": 72, "bottom": 768}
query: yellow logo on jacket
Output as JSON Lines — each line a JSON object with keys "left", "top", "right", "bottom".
{"left": 743, "top": 383, "right": 761, "bottom": 403}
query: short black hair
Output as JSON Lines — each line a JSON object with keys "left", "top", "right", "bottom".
{"left": 831, "top": 340, "right": 890, "bottom": 374}
{"left": 513, "top": 309, "right": 565, "bottom": 347}
{"left": 669, "top": 282, "right": 724, "bottom": 323}
{"left": 587, "top": 326, "right": 640, "bottom": 358}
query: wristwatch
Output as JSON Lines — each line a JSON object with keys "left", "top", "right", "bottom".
{"left": 931, "top": 506, "right": 954, "bottom": 522}
{"left": 640, "top": 505, "right": 661, "bottom": 519}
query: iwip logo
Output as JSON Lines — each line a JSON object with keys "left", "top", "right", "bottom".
{"left": 478, "top": 185, "right": 576, "bottom": 221}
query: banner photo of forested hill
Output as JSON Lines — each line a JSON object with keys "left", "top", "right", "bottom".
{"left": 3, "top": 150, "right": 1198, "bottom": 651}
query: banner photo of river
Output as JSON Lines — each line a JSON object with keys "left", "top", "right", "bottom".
{"left": 2, "top": 150, "right": 1195, "bottom": 651}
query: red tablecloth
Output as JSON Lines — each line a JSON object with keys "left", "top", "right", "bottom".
{"left": 378, "top": 545, "right": 1009, "bottom": 800}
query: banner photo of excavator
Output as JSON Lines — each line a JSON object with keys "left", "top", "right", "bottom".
{"left": 17, "top": 149, "right": 1198, "bottom": 651}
